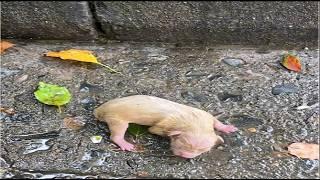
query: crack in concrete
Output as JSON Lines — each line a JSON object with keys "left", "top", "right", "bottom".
{"left": 88, "top": 1, "right": 117, "bottom": 41}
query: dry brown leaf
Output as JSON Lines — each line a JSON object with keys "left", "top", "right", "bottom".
{"left": 281, "top": 54, "right": 302, "bottom": 72}
{"left": 63, "top": 116, "right": 86, "bottom": 130}
{"left": 287, "top": 142, "right": 319, "bottom": 160}
{"left": 0, "top": 107, "right": 15, "bottom": 115}
{"left": 0, "top": 41, "right": 14, "bottom": 54}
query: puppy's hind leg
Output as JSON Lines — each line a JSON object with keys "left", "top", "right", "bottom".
{"left": 214, "top": 119, "right": 238, "bottom": 134}
{"left": 107, "top": 119, "right": 135, "bottom": 151}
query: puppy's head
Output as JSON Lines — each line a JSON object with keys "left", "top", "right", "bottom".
{"left": 169, "top": 131, "right": 224, "bottom": 159}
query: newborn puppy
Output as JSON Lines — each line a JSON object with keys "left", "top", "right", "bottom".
{"left": 94, "top": 95, "right": 237, "bottom": 158}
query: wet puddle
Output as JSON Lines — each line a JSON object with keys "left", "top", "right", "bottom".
{"left": 22, "top": 139, "right": 51, "bottom": 155}
{"left": 3, "top": 171, "right": 98, "bottom": 179}
{"left": 72, "top": 149, "right": 112, "bottom": 171}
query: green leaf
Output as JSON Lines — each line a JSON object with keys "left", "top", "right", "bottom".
{"left": 34, "top": 82, "right": 71, "bottom": 107}
{"left": 127, "top": 123, "right": 149, "bottom": 137}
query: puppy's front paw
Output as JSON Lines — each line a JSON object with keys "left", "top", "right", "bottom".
{"left": 219, "top": 125, "right": 238, "bottom": 134}
{"left": 116, "top": 140, "right": 135, "bottom": 151}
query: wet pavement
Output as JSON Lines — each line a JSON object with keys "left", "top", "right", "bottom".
{"left": 0, "top": 41, "right": 319, "bottom": 178}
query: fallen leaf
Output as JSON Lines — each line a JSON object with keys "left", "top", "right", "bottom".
{"left": 0, "top": 41, "right": 14, "bottom": 54}
{"left": 247, "top": 128, "right": 257, "bottom": 133}
{"left": 287, "top": 142, "right": 319, "bottom": 160}
{"left": 281, "top": 54, "right": 302, "bottom": 72}
{"left": 44, "top": 49, "right": 122, "bottom": 74}
{"left": 128, "top": 123, "right": 149, "bottom": 138}
{"left": 46, "top": 49, "right": 96, "bottom": 62}
{"left": 34, "top": 82, "right": 71, "bottom": 113}
{"left": 0, "top": 107, "right": 15, "bottom": 115}
{"left": 63, "top": 116, "right": 86, "bottom": 130}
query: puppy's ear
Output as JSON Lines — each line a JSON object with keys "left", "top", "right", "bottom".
{"left": 215, "top": 135, "right": 224, "bottom": 146}
{"left": 168, "top": 131, "right": 182, "bottom": 137}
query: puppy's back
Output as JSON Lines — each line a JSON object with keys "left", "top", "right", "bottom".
{"left": 94, "top": 95, "right": 185, "bottom": 125}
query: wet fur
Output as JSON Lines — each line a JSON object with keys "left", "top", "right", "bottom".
{"left": 94, "top": 95, "right": 227, "bottom": 158}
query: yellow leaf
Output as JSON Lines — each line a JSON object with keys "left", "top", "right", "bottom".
{"left": 1, "top": 40, "right": 14, "bottom": 54}
{"left": 45, "top": 49, "right": 122, "bottom": 74}
{"left": 287, "top": 143, "right": 319, "bottom": 160}
{"left": 45, "top": 49, "right": 97, "bottom": 63}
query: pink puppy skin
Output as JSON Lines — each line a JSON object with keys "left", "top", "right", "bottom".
{"left": 94, "top": 95, "right": 237, "bottom": 158}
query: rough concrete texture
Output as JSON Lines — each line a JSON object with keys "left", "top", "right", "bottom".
{"left": 1, "top": 1, "right": 318, "bottom": 46}
{"left": 1, "top": 1, "right": 97, "bottom": 40}
{"left": 0, "top": 41, "right": 319, "bottom": 178}
{"left": 95, "top": 1, "right": 318, "bottom": 46}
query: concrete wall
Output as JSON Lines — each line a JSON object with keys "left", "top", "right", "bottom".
{"left": 1, "top": 1, "right": 318, "bottom": 46}
{"left": 1, "top": 1, "right": 97, "bottom": 40}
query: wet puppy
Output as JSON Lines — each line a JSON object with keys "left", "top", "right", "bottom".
{"left": 94, "top": 95, "right": 237, "bottom": 158}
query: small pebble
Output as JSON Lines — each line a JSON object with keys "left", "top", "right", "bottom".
{"left": 218, "top": 92, "right": 243, "bottom": 102}
{"left": 15, "top": 74, "right": 29, "bottom": 83}
{"left": 90, "top": 136, "right": 103, "bottom": 144}
{"left": 254, "top": 147, "right": 263, "bottom": 152}
{"left": 266, "top": 126, "right": 274, "bottom": 133}
{"left": 272, "top": 144, "right": 281, "bottom": 152}
{"left": 217, "top": 146, "right": 224, "bottom": 150}
{"left": 80, "top": 97, "right": 96, "bottom": 110}
{"left": 80, "top": 87, "right": 90, "bottom": 93}
{"left": 190, "top": 170, "right": 197, "bottom": 174}
{"left": 248, "top": 128, "right": 257, "bottom": 133}
{"left": 137, "top": 171, "right": 149, "bottom": 177}
{"left": 297, "top": 128, "right": 308, "bottom": 137}
{"left": 207, "top": 74, "right": 222, "bottom": 81}
{"left": 222, "top": 57, "right": 245, "bottom": 67}
{"left": 272, "top": 84, "right": 298, "bottom": 95}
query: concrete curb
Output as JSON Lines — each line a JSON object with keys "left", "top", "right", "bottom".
{"left": 1, "top": 1, "right": 318, "bottom": 46}
{"left": 1, "top": 1, "right": 97, "bottom": 40}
